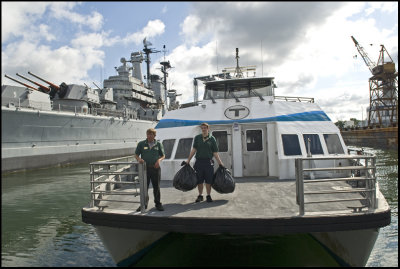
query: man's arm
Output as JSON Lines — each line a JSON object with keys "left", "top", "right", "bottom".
{"left": 213, "top": 152, "right": 224, "bottom": 167}
{"left": 135, "top": 154, "right": 144, "bottom": 164}
{"left": 135, "top": 142, "right": 144, "bottom": 163}
{"left": 186, "top": 148, "right": 197, "bottom": 164}
{"left": 154, "top": 155, "right": 165, "bottom": 168}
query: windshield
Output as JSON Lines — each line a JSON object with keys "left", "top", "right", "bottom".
{"left": 204, "top": 78, "right": 274, "bottom": 100}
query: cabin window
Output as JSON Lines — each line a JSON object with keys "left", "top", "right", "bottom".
{"left": 246, "top": 130, "right": 263, "bottom": 151}
{"left": 302, "top": 134, "right": 324, "bottom": 155}
{"left": 212, "top": 131, "right": 228, "bottom": 152}
{"left": 230, "top": 87, "right": 249, "bottom": 98}
{"left": 323, "top": 134, "right": 345, "bottom": 154}
{"left": 252, "top": 86, "right": 273, "bottom": 97}
{"left": 282, "top": 134, "right": 302, "bottom": 156}
{"left": 162, "top": 139, "right": 175, "bottom": 159}
{"left": 174, "top": 138, "right": 193, "bottom": 159}
{"left": 208, "top": 89, "right": 225, "bottom": 99}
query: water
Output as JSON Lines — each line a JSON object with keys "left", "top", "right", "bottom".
{"left": 1, "top": 164, "right": 115, "bottom": 267}
{"left": 364, "top": 147, "right": 398, "bottom": 267}
{"left": 1, "top": 147, "right": 397, "bottom": 267}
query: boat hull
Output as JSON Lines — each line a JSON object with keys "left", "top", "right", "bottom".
{"left": 93, "top": 225, "right": 378, "bottom": 266}
{"left": 311, "top": 229, "right": 379, "bottom": 267}
{"left": 1, "top": 107, "right": 156, "bottom": 173}
{"left": 94, "top": 226, "right": 167, "bottom": 266}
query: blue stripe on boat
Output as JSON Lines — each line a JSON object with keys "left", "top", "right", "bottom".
{"left": 155, "top": 110, "right": 331, "bottom": 129}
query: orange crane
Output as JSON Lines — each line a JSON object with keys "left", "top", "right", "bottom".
{"left": 351, "top": 36, "right": 398, "bottom": 127}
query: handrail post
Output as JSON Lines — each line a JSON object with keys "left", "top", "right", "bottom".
{"left": 90, "top": 163, "right": 94, "bottom": 207}
{"left": 295, "top": 159, "right": 299, "bottom": 205}
{"left": 371, "top": 156, "right": 377, "bottom": 209}
{"left": 296, "top": 158, "right": 305, "bottom": 215}
{"left": 139, "top": 162, "right": 147, "bottom": 213}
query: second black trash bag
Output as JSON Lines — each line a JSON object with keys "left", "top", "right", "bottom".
{"left": 212, "top": 166, "right": 235, "bottom": 194}
{"left": 173, "top": 163, "right": 198, "bottom": 191}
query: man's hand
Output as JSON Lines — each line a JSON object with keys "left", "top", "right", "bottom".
{"left": 138, "top": 158, "right": 145, "bottom": 164}
{"left": 154, "top": 160, "right": 160, "bottom": 168}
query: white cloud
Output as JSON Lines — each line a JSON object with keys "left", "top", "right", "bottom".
{"left": 170, "top": 2, "right": 398, "bottom": 122}
{"left": 48, "top": 2, "right": 104, "bottom": 31}
{"left": 149, "top": 42, "right": 219, "bottom": 103}
{"left": 1, "top": 2, "right": 49, "bottom": 42}
{"left": 122, "top": 19, "right": 165, "bottom": 46}
{"left": 180, "top": 15, "right": 202, "bottom": 45}
{"left": 1, "top": 3, "right": 166, "bottom": 87}
{"left": 38, "top": 24, "right": 56, "bottom": 42}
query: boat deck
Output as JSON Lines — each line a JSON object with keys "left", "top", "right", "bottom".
{"left": 82, "top": 178, "right": 390, "bottom": 235}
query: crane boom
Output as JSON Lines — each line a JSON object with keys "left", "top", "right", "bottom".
{"left": 351, "top": 36, "right": 376, "bottom": 73}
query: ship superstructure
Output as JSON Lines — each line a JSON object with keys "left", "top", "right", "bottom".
{"left": 2, "top": 40, "right": 178, "bottom": 173}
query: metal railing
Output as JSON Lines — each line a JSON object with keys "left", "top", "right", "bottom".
{"left": 89, "top": 156, "right": 148, "bottom": 213}
{"left": 274, "top": 96, "right": 314, "bottom": 103}
{"left": 295, "top": 154, "right": 376, "bottom": 215}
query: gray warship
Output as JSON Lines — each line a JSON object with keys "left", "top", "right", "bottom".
{"left": 2, "top": 40, "right": 180, "bottom": 173}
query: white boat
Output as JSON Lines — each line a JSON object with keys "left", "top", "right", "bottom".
{"left": 82, "top": 49, "right": 391, "bottom": 266}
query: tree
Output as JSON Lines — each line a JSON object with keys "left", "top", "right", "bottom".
{"left": 335, "top": 120, "right": 346, "bottom": 129}
{"left": 350, "top": 118, "right": 360, "bottom": 127}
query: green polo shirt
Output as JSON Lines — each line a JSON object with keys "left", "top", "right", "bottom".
{"left": 193, "top": 133, "right": 219, "bottom": 159}
{"left": 135, "top": 139, "right": 165, "bottom": 166}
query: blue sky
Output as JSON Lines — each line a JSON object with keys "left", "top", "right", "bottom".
{"left": 2, "top": 2, "right": 398, "bottom": 122}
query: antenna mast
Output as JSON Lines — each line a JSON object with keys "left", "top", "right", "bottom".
{"left": 160, "top": 45, "right": 172, "bottom": 108}
{"left": 234, "top": 48, "right": 243, "bottom": 78}
{"left": 142, "top": 38, "right": 160, "bottom": 87}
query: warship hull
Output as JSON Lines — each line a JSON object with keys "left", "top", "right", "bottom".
{"left": 1, "top": 107, "right": 156, "bottom": 173}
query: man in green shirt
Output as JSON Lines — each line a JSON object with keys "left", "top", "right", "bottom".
{"left": 186, "top": 123, "right": 224, "bottom": 203}
{"left": 135, "top": 128, "right": 165, "bottom": 211}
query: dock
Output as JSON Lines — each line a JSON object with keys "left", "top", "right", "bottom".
{"left": 341, "top": 126, "right": 398, "bottom": 149}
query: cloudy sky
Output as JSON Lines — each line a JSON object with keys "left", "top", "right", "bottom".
{"left": 2, "top": 2, "right": 398, "bottom": 122}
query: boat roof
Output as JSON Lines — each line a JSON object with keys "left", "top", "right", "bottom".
{"left": 205, "top": 77, "right": 275, "bottom": 90}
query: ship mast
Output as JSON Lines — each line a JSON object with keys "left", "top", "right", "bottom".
{"left": 142, "top": 38, "right": 160, "bottom": 87}
{"left": 160, "top": 45, "right": 172, "bottom": 108}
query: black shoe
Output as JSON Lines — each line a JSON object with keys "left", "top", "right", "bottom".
{"left": 206, "top": 195, "right": 213, "bottom": 202}
{"left": 156, "top": 204, "right": 164, "bottom": 211}
{"left": 136, "top": 205, "right": 147, "bottom": 212}
{"left": 195, "top": 195, "right": 204, "bottom": 203}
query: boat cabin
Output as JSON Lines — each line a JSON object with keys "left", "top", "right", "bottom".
{"left": 157, "top": 75, "right": 348, "bottom": 180}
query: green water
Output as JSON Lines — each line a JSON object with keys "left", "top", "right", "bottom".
{"left": 1, "top": 147, "right": 397, "bottom": 266}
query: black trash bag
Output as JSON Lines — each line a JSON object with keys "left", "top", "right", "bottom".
{"left": 212, "top": 166, "right": 235, "bottom": 194}
{"left": 173, "top": 163, "right": 198, "bottom": 191}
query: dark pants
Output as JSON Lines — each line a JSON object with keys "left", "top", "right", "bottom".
{"left": 146, "top": 167, "right": 161, "bottom": 206}
{"left": 194, "top": 159, "right": 214, "bottom": 184}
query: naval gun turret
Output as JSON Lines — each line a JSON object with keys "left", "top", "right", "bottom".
{"left": 16, "top": 73, "right": 51, "bottom": 93}
{"left": 3, "top": 74, "right": 52, "bottom": 110}
{"left": 4, "top": 74, "right": 38, "bottom": 91}
{"left": 27, "top": 71, "right": 67, "bottom": 98}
